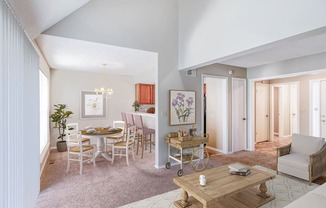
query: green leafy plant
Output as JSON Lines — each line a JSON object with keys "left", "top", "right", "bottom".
{"left": 132, "top": 100, "right": 141, "bottom": 111}
{"left": 50, "top": 104, "right": 73, "bottom": 141}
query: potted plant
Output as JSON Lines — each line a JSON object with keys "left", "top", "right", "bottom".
{"left": 50, "top": 104, "right": 73, "bottom": 152}
{"left": 132, "top": 100, "right": 141, "bottom": 112}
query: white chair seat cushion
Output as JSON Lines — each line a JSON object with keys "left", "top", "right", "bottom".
{"left": 278, "top": 153, "right": 310, "bottom": 180}
{"left": 284, "top": 192, "right": 326, "bottom": 208}
{"left": 291, "top": 133, "right": 325, "bottom": 156}
{"left": 70, "top": 145, "right": 94, "bottom": 152}
{"left": 278, "top": 153, "right": 309, "bottom": 171}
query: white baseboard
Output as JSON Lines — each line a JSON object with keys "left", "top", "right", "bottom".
{"left": 40, "top": 146, "right": 50, "bottom": 176}
{"left": 205, "top": 146, "right": 224, "bottom": 154}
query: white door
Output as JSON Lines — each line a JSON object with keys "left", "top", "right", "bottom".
{"left": 311, "top": 80, "right": 320, "bottom": 137}
{"left": 205, "top": 76, "right": 228, "bottom": 153}
{"left": 232, "top": 78, "right": 246, "bottom": 152}
{"left": 279, "top": 85, "right": 292, "bottom": 137}
{"left": 290, "top": 84, "right": 299, "bottom": 134}
{"left": 273, "top": 87, "right": 280, "bottom": 136}
{"left": 321, "top": 81, "right": 326, "bottom": 138}
{"left": 255, "top": 83, "right": 269, "bottom": 142}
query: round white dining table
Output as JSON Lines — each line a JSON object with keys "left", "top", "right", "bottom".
{"left": 81, "top": 128, "right": 122, "bottom": 162}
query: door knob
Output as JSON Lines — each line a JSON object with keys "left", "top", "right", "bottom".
{"left": 242, "top": 118, "right": 246, "bottom": 120}
{"left": 266, "top": 115, "right": 269, "bottom": 118}
{"left": 322, "top": 120, "right": 326, "bottom": 122}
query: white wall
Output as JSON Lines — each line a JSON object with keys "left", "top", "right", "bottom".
{"left": 178, "top": 0, "right": 326, "bottom": 70}
{"left": 134, "top": 68, "right": 155, "bottom": 84}
{"left": 44, "top": 0, "right": 179, "bottom": 168}
{"left": 50, "top": 69, "right": 135, "bottom": 147}
{"left": 248, "top": 52, "right": 326, "bottom": 79}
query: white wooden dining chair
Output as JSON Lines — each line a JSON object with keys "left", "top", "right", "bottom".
{"left": 66, "top": 123, "right": 90, "bottom": 145}
{"left": 105, "top": 121, "right": 126, "bottom": 151}
{"left": 111, "top": 125, "right": 136, "bottom": 165}
{"left": 66, "top": 131, "right": 95, "bottom": 175}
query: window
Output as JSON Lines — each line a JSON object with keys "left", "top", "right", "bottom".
{"left": 39, "top": 71, "right": 49, "bottom": 152}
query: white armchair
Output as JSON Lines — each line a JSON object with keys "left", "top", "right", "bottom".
{"left": 277, "top": 133, "right": 326, "bottom": 185}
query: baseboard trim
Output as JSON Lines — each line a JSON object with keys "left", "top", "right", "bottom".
{"left": 40, "top": 147, "right": 50, "bottom": 176}
{"left": 206, "top": 146, "right": 224, "bottom": 154}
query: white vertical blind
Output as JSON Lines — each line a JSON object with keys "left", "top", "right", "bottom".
{"left": 0, "top": 1, "right": 40, "bottom": 207}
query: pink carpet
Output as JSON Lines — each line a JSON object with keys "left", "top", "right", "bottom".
{"left": 36, "top": 145, "right": 325, "bottom": 207}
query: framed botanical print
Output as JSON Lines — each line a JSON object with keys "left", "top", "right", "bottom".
{"left": 169, "top": 90, "right": 196, "bottom": 125}
{"left": 81, "top": 91, "right": 106, "bottom": 119}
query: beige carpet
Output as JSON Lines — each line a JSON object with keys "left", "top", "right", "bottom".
{"left": 36, "top": 146, "right": 325, "bottom": 208}
{"left": 119, "top": 166, "right": 319, "bottom": 208}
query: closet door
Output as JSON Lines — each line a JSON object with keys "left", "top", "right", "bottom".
{"left": 255, "top": 83, "right": 270, "bottom": 143}
{"left": 232, "top": 78, "right": 246, "bottom": 152}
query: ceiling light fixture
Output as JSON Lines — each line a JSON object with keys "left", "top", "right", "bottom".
{"left": 94, "top": 64, "right": 113, "bottom": 99}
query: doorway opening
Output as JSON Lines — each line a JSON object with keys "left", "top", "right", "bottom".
{"left": 254, "top": 81, "right": 299, "bottom": 147}
{"left": 249, "top": 69, "right": 326, "bottom": 151}
{"left": 270, "top": 82, "right": 299, "bottom": 141}
{"left": 202, "top": 75, "right": 228, "bottom": 154}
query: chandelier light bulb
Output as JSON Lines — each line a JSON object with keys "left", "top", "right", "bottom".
{"left": 94, "top": 64, "right": 114, "bottom": 99}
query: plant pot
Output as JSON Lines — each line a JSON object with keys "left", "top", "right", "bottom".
{"left": 57, "top": 141, "right": 67, "bottom": 152}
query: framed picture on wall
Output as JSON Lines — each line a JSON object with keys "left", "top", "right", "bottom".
{"left": 169, "top": 90, "right": 196, "bottom": 125}
{"left": 81, "top": 91, "right": 106, "bottom": 119}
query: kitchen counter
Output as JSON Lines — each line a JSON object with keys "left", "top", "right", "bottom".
{"left": 131, "top": 112, "right": 155, "bottom": 118}
{"left": 131, "top": 112, "right": 155, "bottom": 129}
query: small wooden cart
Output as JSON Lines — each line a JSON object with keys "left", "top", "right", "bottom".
{"left": 164, "top": 134, "right": 209, "bottom": 177}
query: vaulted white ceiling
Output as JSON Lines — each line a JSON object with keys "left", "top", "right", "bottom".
{"left": 36, "top": 34, "right": 157, "bottom": 75}
{"left": 6, "top": 0, "right": 90, "bottom": 39}
{"left": 6, "top": 0, "right": 326, "bottom": 71}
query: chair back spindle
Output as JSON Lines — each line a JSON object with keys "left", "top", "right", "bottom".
{"left": 121, "top": 112, "right": 128, "bottom": 123}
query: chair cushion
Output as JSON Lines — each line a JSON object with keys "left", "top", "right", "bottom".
{"left": 114, "top": 140, "right": 134, "bottom": 147}
{"left": 107, "top": 135, "right": 123, "bottom": 139}
{"left": 278, "top": 153, "right": 310, "bottom": 171}
{"left": 81, "top": 138, "right": 90, "bottom": 143}
{"left": 291, "top": 133, "right": 325, "bottom": 156}
{"left": 70, "top": 146, "right": 94, "bottom": 152}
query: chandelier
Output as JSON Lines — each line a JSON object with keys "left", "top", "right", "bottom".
{"left": 94, "top": 64, "right": 113, "bottom": 99}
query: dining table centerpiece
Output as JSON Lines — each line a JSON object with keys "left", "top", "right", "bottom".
{"left": 50, "top": 104, "right": 73, "bottom": 152}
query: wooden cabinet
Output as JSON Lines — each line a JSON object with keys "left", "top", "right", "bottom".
{"left": 136, "top": 83, "right": 155, "bottom": 104}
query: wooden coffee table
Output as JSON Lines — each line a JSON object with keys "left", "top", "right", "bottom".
{"left": 173, "top": 164, "right": 276, "bottom": 208}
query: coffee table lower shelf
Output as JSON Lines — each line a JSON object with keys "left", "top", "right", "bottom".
{"left": 174, "top": 187, "right": 274, "bottom": 208}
